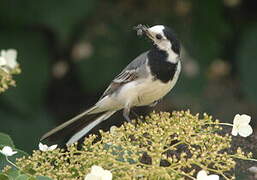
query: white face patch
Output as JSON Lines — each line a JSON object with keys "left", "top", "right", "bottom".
{"left": 148, "top": 25, "right": 165, "bottom": 36}
{"left": 148, "top": 25, "right": 178, "bottom": 62}
{"left": 148, "top": 25, "right": 171, "bottom": 50}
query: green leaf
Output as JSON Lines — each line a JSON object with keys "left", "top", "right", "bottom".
{"left": 14, "top": 175, "right": 35, "bottom": 180}
{"left": 36, "top": 176, "right": 53, "bottom": 180}
{"left": 0, "top": 154, "right": 6, "bottom": 171}
{"left": 28, "top": 178, "right": 36, "bottom": 180}
{"left": 0, "top": 173, "right": 9, "bottom": 180}
{"left": 5, "top": 168, "right": 20, "bottom": 179}
{"left": 0, "top": 133, "right": 14, "bottom": 148}
{"left": 15, "top": 175, "right": 30, "bottom": 180}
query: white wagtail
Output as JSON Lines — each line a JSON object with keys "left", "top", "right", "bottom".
{"left": 41, "top": 24, "right": 181, "bottom": 145}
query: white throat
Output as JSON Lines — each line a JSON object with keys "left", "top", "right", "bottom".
{"left": 155, "top": 44, "right": 179, "bottom": 64}
{"left": 149, "top": 25, "right": 180, "bottom": 64}
{"left": 166, "top": 48, "right": 179, "bottom": 63}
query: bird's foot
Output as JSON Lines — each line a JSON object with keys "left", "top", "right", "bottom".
{"left": 149, "top": 99, "right": 162, "bottom": 107}
{"left": 131, "top": 110, "right": 139, "bottom": 119}
{"left": 123, "top": 108, "right": 131, "bottom": 122}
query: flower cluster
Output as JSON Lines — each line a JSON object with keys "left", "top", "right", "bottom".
{"left": 0, "top": 49, "right": 21, "bottom": 93}
{"left": 3, "top": 145, "right": 221, "bottom": 180}
{"left": 11, "top": 111, "right": 254, "bottom": 180}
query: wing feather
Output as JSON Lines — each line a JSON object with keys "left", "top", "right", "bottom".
{"left": 100, "top": 51, "right": 149, "bottom": 98}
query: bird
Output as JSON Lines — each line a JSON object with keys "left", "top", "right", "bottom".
{"left": 41, "top": 24, "right": 182, "bottom": 146}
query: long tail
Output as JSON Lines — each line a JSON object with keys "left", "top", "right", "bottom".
{"left": 40, "top": 105, "right": 116, "bottom": 145}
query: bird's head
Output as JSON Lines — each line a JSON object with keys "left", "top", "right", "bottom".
{"left": 134, "top": 24, "right": 181, "bottom": 57}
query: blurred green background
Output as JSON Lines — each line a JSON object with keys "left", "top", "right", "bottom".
{"left": 0, "top": 0, "right": 257, "bottom": 154}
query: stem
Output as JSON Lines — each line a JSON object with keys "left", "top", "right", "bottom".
{"left": 206, "top": 167, "right": 230, "bottom": 180}
{"left": 206, "top": 122, "right": 233, "bottom": 127}
{"left": 5, "top": 156, "right": 35, "bottom": 178}
{"left": 169, "top": 168, "right": 196, "bottom": 180}
{"left": 218, "top": 123, "right": 233, "bottom": 127}
{"left": 230, "top": 155, "right": 257, "bottom": 162}
{"left": 5, "top": 156, "right": 19, "bottom": 169}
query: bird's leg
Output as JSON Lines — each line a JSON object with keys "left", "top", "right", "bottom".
{"left": 131, "top": 109, "right": 141, "bottom": 126}
{"left": 123, "top": 106, "right": 131, "bottom": 122}
{"left": 149, "top": 99, "right": 162, "bottom": 107}
{"left": 131, "top": 109, "right": 139, "bottom": 119}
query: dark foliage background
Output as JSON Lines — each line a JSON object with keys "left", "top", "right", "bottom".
{"left": 0, "top": 0, "right": 257, "bottom": 163}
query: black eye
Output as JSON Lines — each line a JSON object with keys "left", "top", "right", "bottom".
{"left": 156, "top": 34, "right": 162, "bottom": 40}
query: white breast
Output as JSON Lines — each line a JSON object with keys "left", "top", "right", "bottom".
{"left": 114, "top": 61, "right": 181, "bottom": 107}
{"left": 137, "top": 60, "right": 181, "bottom": 106}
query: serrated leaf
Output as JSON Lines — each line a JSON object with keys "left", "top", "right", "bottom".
{"left": 0, "top": 133, "right": 14, "bottom": 148}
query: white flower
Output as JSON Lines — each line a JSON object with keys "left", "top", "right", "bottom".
{"left": 197, "top": 170, "right": 219, "bottom": 180}
{"left": 0, "top": 146, "right": 17, "bottom": 156}
{"left": 231, "top": 114, "right": 253, "bottom": 137}
{"left": 39, "top": 142, "right": 57, "bottom": 152}
{"left": 0, "top": 49, "right": 18, "bottom": 69}
{"left": 0, "top": 57, "right": 7, "bottom": 66}
{"left": 84, "top": 165, "right": 112, "bottom": 180}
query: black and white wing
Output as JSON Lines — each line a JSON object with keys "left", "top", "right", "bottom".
{"left": 100, "top": 51, "right": 149, "bottom": 99}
